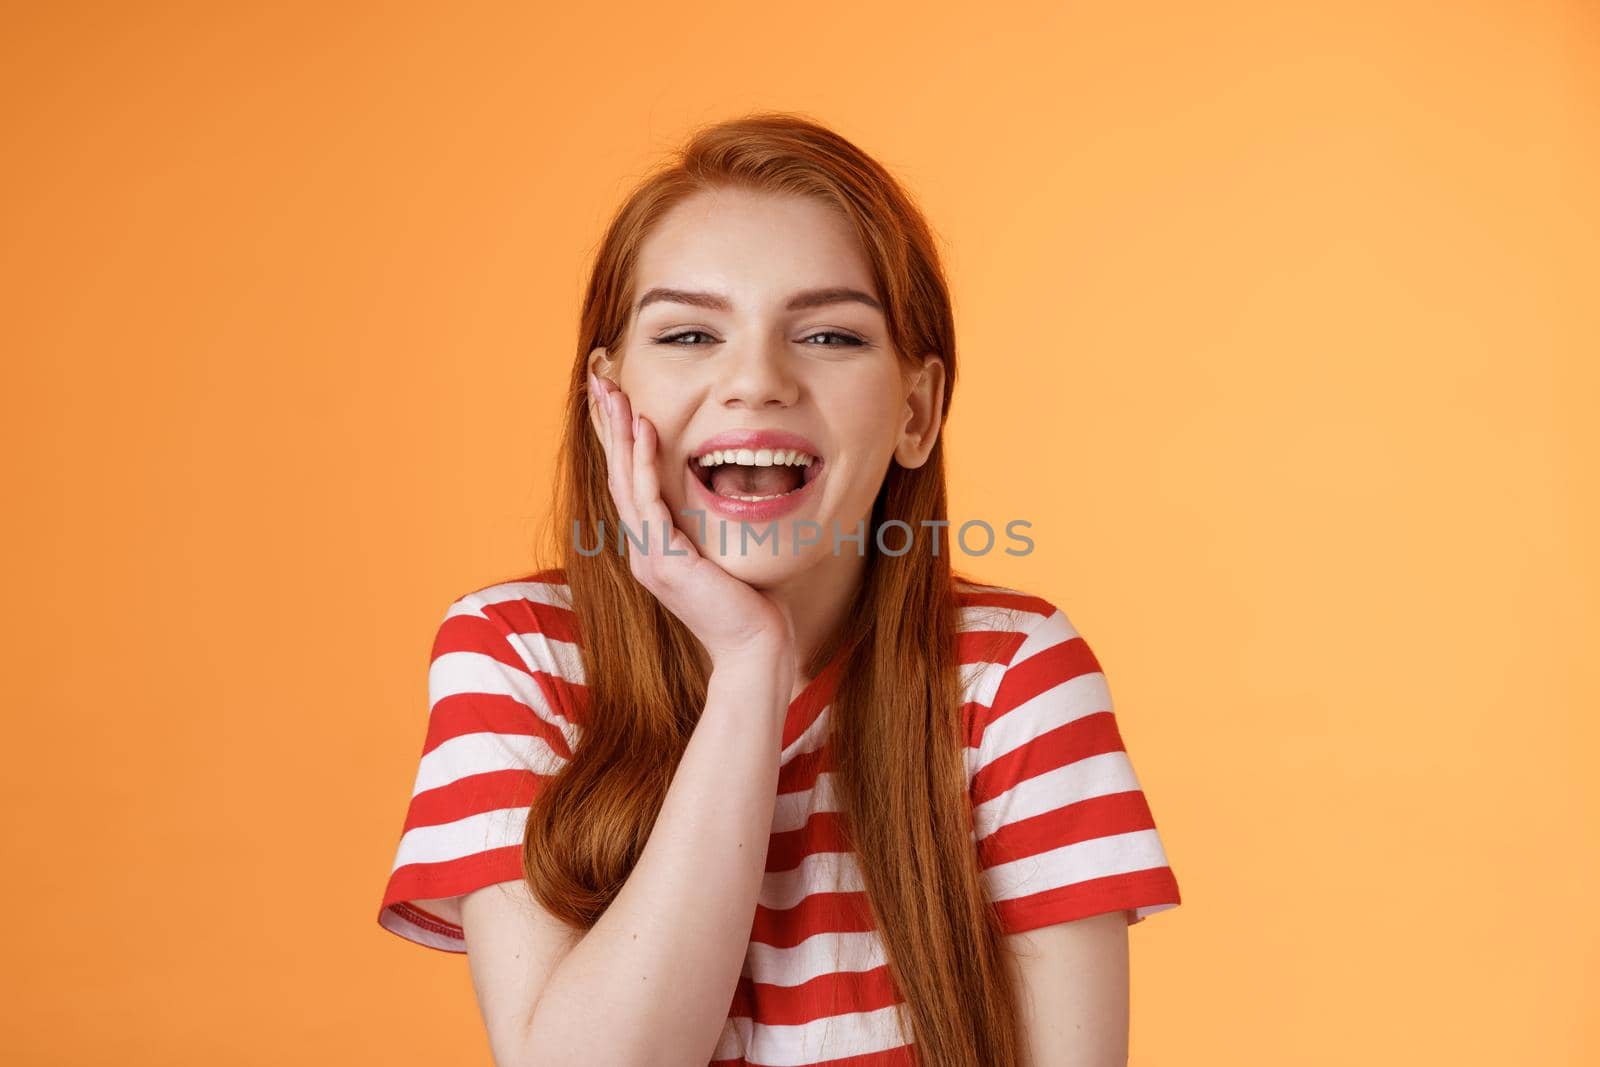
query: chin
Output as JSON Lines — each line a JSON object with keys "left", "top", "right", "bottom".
{"left": 715, "top": 553, "right": 810, "bottom": 589}
{"left": 694, "top": 520, "right": 830, "bottom": 588}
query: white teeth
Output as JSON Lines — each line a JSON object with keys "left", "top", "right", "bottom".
{"left": 695, "top": 448, "right": 816, "bottom": 468}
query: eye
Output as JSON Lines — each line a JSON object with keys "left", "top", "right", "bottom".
{"left": 800, "top": 330, "right": 867, "bottom": 347}
{"left": 652, "top": 330, "right": 717, "bottom": 346}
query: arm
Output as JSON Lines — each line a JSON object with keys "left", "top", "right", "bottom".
{"left": 462, "top": 650, "right": 791, "bottom": 1067}
{"left": 1005, "top": 911, "right": 1131, "bottom": 1067}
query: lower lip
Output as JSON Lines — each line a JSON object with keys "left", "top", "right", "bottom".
{"left": 687, "top": 461, "right": 823, "bottom": 523}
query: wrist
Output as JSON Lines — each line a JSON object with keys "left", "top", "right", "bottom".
{"left": 705, "top": 648, "right": 796, "bottom": 730}
{"left": 707, "top": 621, "right": 790, "bottom": 662}
{"left": 708, "top": 639, "right": 791, "bottom": 678}
{"left": 712, "top": 636, "right": 797, "bottom": 692}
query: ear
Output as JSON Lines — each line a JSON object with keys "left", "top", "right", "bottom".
{"left": 894, "top": 354, "right": 946, "bottom": 469}
{"left": 584, "top": 345, "right": 616, "bottom": 441}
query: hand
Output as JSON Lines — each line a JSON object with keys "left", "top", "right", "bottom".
{"left": 588, "top": 363, "right": 795, "bottom": 674}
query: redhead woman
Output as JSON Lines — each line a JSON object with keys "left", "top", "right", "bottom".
{"left": 377, "top": 112, "right": 1182, "bottom": 1067}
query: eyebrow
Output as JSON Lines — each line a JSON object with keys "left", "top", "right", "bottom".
{"left": 635, "top": 286, "right": 884, "bottom": 315}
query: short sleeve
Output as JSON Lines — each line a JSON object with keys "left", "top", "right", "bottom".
{"left": 968, "top": 602, "right": 1181, "bottom": 934}
{"left": 376, "top": 588, "right": 581, "bottom": 953}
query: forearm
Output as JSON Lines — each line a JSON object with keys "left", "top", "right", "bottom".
{"left": 520, "top": 653, "right": 790, "bottom": 1066}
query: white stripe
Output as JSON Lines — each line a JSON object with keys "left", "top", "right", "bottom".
{"left": 955, "top": 599, "right": 1023, "bottom": 637}
{"left": 716, "top": 1003, "right": 913, "bottom": 1065}
{"left": 389, "top": 804, "right": 532, "bottom": 870}
{"left": 759, "top": 850, "right": 864, "bottom": 911}
{"left": 497, "top": 630, "right": 585, "bottom": 690}
{"left": 449, "top": 579, "right": 572, "bottom": 616}
{"left": 976, "top": 669, "right": 1111, "bottom": 767}
{"left": 772, "top": 771, "right": 842, "bottom": 834}
{"left": 1006, "top": 607, "right": 1082, "bottom": 665}
{"left": 445, "top": 580, "right": 584, "bottom": 686}
{"left": 779, "top": 702, "right": 832, "bottom": 768}
{"left": 970, "top": 750, "right": 1142, "bottom": 842}
{"left": 428, "top": 647, "right": 580, "bottom": 751}
{"left": 957, "top": 660, "right": 1013, "bottom": 787}
{"left": 413, "top": 729, "right": 566, "bottom": 795}
{"left": 740, "top": 928, "right": 888, "bottom": 985}
{"left": 959, "top": 655, "right": 1010, "bottom": 712}
{"left": 982, "top": 828, "right": 1171, "bottom": 902}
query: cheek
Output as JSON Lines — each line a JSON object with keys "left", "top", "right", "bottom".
{"left": 619, "top": 363, "right": 685, "bottom": 411}
{"left": 620, "top": 368, "right": 694, "bottom": 445}
{"left": 828, "top": 387, "right": 905, "bottom": 463}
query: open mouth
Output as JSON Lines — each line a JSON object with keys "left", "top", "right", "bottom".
{"left": 688, "top": 446, "right": 823, "bottom": 502}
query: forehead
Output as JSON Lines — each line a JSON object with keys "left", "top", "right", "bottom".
{"left": 633, "top": 188, "right": 878, "bottom": 305}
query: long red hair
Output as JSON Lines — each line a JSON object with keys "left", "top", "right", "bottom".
{"left": 522, "top": 111, "right": 1024, "bottom": 1066}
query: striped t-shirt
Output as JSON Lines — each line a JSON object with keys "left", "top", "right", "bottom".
{"left": 378, "top": 568, "right": 1181, "bottom": 1064}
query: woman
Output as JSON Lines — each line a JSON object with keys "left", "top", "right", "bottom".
{"left": 377, "top": 112, "right": 1181, "bottom": 1067}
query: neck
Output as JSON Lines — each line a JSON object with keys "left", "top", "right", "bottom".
{"left": 687, "top": 545, "right": 866, "bottom": 703}
{"left": 755, "top": 545, "right": 868, "bottom": 691}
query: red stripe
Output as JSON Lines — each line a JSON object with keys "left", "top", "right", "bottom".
{"left": 422, "top": 689, "right": 574, "bottom": 761}
{"left": 777, "top": 736, "right": 831, "bottom": 796}
{"left": 491, "top": 595, "right": 582, "bottom": 644}
{"left": 486, "top": 591, "right": 590, "bottom": 724}
{"left": 766, "top": 809, "right": 853, "bottom": 871}
{"left": 430, "top": 611, "right": 524, "bottom": 667}
{"left": 955, "top": 627, "right": 1026, "bottom": 668}
{"left": 956, "top": 589, "right": 1056, "bottom": 617}
{"left": 968, "top": 709, "right": 1124, "bottom": 806}
{"left": 976, "top": 790, "right": 1158, "bottom": 868}
{"left": 993, "top": 866, "right": 1181, "bottom": 934}
{"left": 750, "top": 890, "right": 878, "bottom": 948}
{"left": 730, "top": 963, "right": 904, "bottom": 1027}
{"left": 398, "top": 768, "right": 542, "bottom": 833}
{"left": 960, "top": 699, "right": 989, "bottom": 751}
{"left": 978, "top": 634, "right": 1101, "bottom": 734}
{"left": 379, "top": 844, "right": 525, "bottom": 915}
{"left": 782, "top": 649, "right": 848, "bottom": 751}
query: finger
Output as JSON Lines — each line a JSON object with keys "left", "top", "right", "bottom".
{"left": 607, "top": 381, "right": 636, "bottom": 496}
{"left": 592, "top": 373, "right": 618, "bottom": 486}
{"left": 585, "top": 369, "right": 602, "bottom": 428}
{"left": 588, "top": 371, "right": 611, "bottom": 470}
{"left": 631, "top": 412, "right": 663, "bottom": 526}
{"left": 634, "top": 415, "right": 689, "bottom": 564}
{"left": 590, "top": 374, "right": 632, "bottom": 528}
{"left": 600, "top": 378, "right": 645, "bottom": 542}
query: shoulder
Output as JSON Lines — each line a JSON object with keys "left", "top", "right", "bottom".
{"left": 437, "top": 568, "right": 577, "bottom": 654}
{"left": 442, "top": 567, "right": 575, "bottom": 632}
{"left": 953, "top": 577, "right": 1105, "bottom": 743}
{"left": 953, "top": 576, "right": 1080, "bottom": 673}
{"left": 432, "top": 567, "right": 586, "bottom": 721}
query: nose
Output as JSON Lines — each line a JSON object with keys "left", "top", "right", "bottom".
{"left": 714, "top": 338, "right": 799, "bottom": 409}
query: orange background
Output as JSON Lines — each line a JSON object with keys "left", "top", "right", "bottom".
{"left": 4, "top": 2, "right": 1596, "bottom": 1064}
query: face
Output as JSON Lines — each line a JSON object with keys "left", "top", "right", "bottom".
{"left": 589, "top": 187, "right": 944, "bottom": 588}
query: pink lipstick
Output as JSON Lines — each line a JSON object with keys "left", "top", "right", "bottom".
{"left": 686, "top": 428, "right": 825, "bottom": 523}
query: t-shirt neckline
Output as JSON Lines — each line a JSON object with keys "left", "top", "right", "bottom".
{"left": 780, "top": 640, "right": 851, "bottom": 757}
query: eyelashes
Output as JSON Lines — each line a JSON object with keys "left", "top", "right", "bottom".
{"left": 650, "top": 329, "right": 867, "bottom": 347}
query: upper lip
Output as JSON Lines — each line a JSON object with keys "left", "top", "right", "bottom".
{"left": 689, "top": 429, "right": 823, "bottom": 461}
